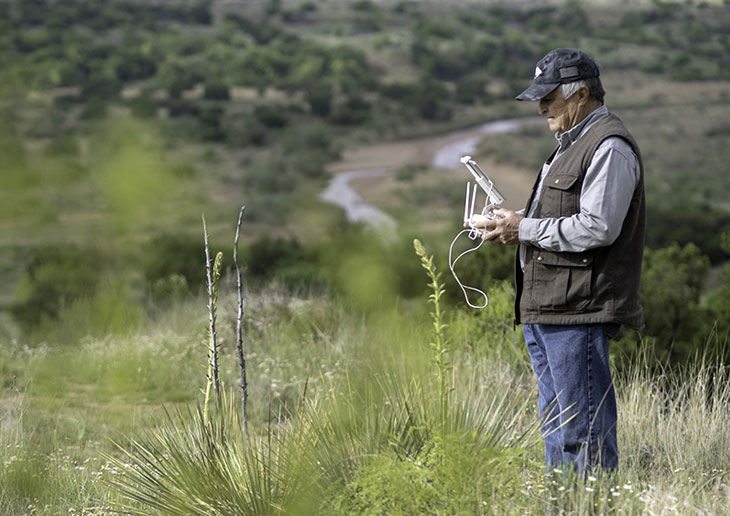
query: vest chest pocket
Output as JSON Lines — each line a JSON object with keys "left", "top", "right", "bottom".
{"left": 540, "top": 173, "right": 582, "bottom": 218}
{"left": 530, "top": 252, "right": 593, "bottom": 311}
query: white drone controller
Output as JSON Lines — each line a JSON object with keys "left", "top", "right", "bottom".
{"left": 449, "top": 156, "right": 507, "bottom": 309}
{"left": 460, "top": 155, "right": 505, "bottom": 239}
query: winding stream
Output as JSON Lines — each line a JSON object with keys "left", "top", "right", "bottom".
{"left": 320, "top": 168, "right": 397, "bottom": 232}
{"left": 320, "top": 117, "right": 540, "bottom": 232}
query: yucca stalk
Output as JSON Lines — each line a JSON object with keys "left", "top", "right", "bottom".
{"left": 413, "top": 239, "right": 451, "bottom": 451}
{"left": 233, "top": 205, "right": 249, "bottom": 435}
{"left": 203, "top": 215, "right": 222, "bottom": 422}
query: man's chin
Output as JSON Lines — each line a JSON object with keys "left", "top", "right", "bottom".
{"left": 547, "top": 119, "right": 565, "bottom": 133}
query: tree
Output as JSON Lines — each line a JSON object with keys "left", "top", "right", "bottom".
{"left": 238, "top": 47, "right": 276, "bottom": 95}
{"left": 640, "top": 242, "right": 711, "bottom": 363}
{"left": 254, "top": 104, "right": 288, "bottom": 128}
{"left": 330, "top": 45, "right": 373, "bottom": 94}
{"left": 304, "top": 82, "right": 333, "bottom": 117}
{"left": 156, "top": 57, "right": 201, "bottom": 99}
{"left": 646, "top": 200, "right": 730, "bottom": 264}
{"left": 12, "top": 245, "right": 103, "bottom": 332}
{"left": 114, "top": 50, "right": 157, "bottom": 82}
{"left": 199, "top": 105, "right": 226, "bottom": 142}
{"left": 80, "top": 71, "right": 121, "bottom": 101}
{"left": 411, "top": 80, "right": 452, "bottom": 121}
{"left": 187, "top": 0, "right": 212, "bottom": 25}
{"left": 329, "top": 95, "right": 371, "bottom": 126}
{"left": 203, "top": 81, "right": 230, "bottom": 101}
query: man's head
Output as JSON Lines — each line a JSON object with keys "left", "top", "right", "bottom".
{"left": 516, "top": 48, "right": 605, "bottom": 133}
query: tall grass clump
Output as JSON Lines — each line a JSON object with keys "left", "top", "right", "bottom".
{"left": 107, "top": 394, "right": 320, "bottom": 516}
{"left": 309, "top": 353, "right": 539, "bottom": 514}
{"left": 614, "top": 348, "right": 730, "bottom": 514}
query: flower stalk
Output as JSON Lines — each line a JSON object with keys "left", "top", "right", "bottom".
{"left": 203, "top": 215, "right": 222, "bottom": 422}
{"left": 233, "top": 205, "right": 249, "bottom": 436}
{"left": 413, "top": 239, "right": 451, "bottom": 449}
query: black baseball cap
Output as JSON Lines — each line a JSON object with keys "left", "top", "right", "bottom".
{"left": 515, "top": 48, "right": 600, "bottom": 101}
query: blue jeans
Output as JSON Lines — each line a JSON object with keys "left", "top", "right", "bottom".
{"left": 523, "top": 323, "right": 618, "bottom": 475}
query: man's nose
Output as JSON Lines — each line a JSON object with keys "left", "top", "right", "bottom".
{"left": 538, "top": 101, "right": 548, "bottom": 114}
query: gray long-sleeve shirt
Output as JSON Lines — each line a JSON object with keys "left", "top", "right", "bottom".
{"left": 518, "top": 105, "right": 639, "bottom": 268}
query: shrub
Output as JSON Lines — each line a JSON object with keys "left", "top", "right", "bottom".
{"left": 45, "top": 276, "right": 146, "bottom": 343}
{"left": 243, "top": 155, "right": 298, "bottom": 193}
{"left": 443, "top": 240, "right": 514, "bottom": 307}
{"left": 703, "top": 231, "right": 730, "bottom": 337}
{"left": 411, "top": 81, "right": 452, "bottom": 121}
{"left": 245, "top": 236, "right": 315, "bottom": 284}
{"left": 328, "top": 95, "right": 371, "bottom": 126}
{"left": 327, "top": 438, "right": 525, "bottom": 515}
{"left": 305, "top": 84, "right": 332, "bottom": 117}
{"left": 224, "top": 113, "right": 268, "bottom": 146}
{"left": 128, "top": 96, "right": 158, "bottom": 119}
{"left": 166, "top": 98, "right": 201, "bottom": 118}
{"left": 80, "top": 72, "right": 121, "bottom": 101}
{"left": 254, "top": 104, "right": 289, "bottom": 128}
{"left": 203, "top": 81, "right": 230, "bottom": 101}
{"left": 11, "top": 243, "right": 147, "bottom": 343}
{"left": 281, "top": 121, "right": 337, "bottom": 159}
{"left": 12, "top": 244, "right": 104, "bottom": 333}
{"left": 618, "top": 242, "right": 712, "bottom": 365}
{"left": 646, "top": 200, "right": 730, "bottom": 265}
{"left": 280, "top": 122, "right": 339, "bottom": 178}
{"left": 380, "top": 80, "right": 417, "bottom": 101}
{"left": 199, "top": 105, "right": 226, "bottom": 142}
{"left": 115, "top": 51, "right": 157, "bottom": 82}
{"left": 142, "top": 234, "right": 207, "bottom": 297}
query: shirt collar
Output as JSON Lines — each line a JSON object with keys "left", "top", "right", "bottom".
{"left": 554, "top": 105, "right": 609, "bottom": 150}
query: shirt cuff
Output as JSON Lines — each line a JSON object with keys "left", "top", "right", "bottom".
{"left": 518, "top": 217, "right": 538, "bottom": 244}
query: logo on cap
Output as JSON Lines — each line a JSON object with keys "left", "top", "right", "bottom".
{"left": 534, "top": 66, "right": 543, "bottom": 79}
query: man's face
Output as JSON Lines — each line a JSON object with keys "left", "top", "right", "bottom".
{"left": 538, "top": 88, "right": 583, "bottom": 134}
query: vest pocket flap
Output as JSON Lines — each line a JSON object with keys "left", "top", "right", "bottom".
{"left": 535, "top": 251, "right": 593, "bottom": 267}
{"left": 545, "top": 174, "right": 580, "bottom": 191}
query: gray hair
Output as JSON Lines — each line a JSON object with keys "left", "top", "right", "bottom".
{"left": 560, "top": 77, "right": 606, "bottom": 104}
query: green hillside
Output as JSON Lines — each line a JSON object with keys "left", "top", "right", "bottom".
{"left": 2, "top": 0, "right": 729, "bottom": 342}
{"left": 3, "top": 0, "right": 730, "bottom": 246}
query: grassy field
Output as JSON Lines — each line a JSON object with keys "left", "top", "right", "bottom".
{"left": 2, "top": 0, "right": 730, "bottom": 513}
{"left": 2, "top": 263, "right": 730, "bottom": 514}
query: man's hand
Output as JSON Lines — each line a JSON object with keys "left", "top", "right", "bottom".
{"left": 479, "top": 208, "right": 523, "bottom": 245}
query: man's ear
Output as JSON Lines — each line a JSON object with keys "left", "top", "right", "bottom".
{"left": 577, "top": 85, "right": 591, "bottom": 105}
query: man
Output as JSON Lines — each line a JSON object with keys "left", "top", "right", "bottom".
{"left": 476, "top": 48, "right": 645, "bottom": 475}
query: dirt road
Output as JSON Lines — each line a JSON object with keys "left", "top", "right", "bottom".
{"left": 321, "top": 117, "right": 543, "bottom": 229}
